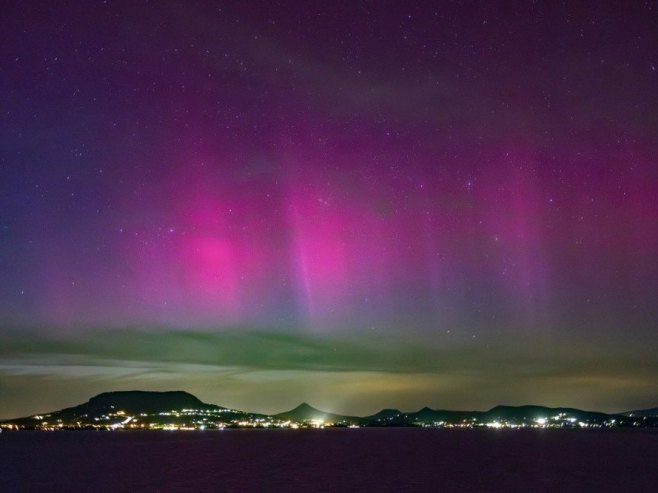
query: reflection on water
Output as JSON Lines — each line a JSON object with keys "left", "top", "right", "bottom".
{"left": 1, "top": 428, "right": 657, "bottom": 492}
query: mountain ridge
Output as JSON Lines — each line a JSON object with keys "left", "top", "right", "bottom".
{"left": 2, "top": 390, "right": 657, "bottom": 430}
{"left": 624, "top": 407, "right": 658, "bottom": 417}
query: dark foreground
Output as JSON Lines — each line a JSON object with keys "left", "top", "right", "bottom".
{"left": 1, "top": 429, "right": 657, "bottom": 492}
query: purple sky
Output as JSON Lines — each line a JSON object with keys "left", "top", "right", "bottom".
{"left": 1, "top": 1, "right": 657, "bottom": 416}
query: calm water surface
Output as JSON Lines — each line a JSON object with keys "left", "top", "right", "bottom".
{"left": 1, "top": 428, "right": 657, "bottom": 492}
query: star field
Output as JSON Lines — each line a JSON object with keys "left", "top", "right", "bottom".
{"left": 0, "top": 1, "right": 657, "bottom": 416}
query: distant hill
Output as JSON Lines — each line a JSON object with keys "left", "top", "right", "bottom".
{"left": 3, "top": 391, "right": 254, "bottom": 429}
{"left": 624, "top": 407, "right": 658, "bottom": 417}
{"left": 52, "top": 390, "right": 224, "bottom": 420}
{"left": 84, "top": 390, "right": 214, "bottom": 413}
{"left": 274, "top": 403, "right": 363, "bottom": 425}
{"left": 407, "top": 407, "right": 484, "bottom": 424}
{"left": 366, "top": 408, "right": 403, "bottom": 421}
{"left": 483, "top": 405, "right": 613, "bottom": 422}
{"left": 2, "top": 390, "right": 657, "bottom": 430}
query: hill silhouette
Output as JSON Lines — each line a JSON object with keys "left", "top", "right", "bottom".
{"left": 274, "top": 403, "right": 363, "bottom": 424}
{"left": 2, "top": 390, "right": 657, "bottom": 429}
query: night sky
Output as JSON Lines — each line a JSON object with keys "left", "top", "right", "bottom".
{"left": 1, "top": 1, "right": 657, "bottom": 418}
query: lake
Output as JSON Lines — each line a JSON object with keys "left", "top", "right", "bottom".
{"left": 1, "top": 428, "right": 657, "bottom": 492}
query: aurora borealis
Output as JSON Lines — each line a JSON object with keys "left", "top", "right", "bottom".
{"left": 1, "top": 1, "right": 657, "bottom": 418}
